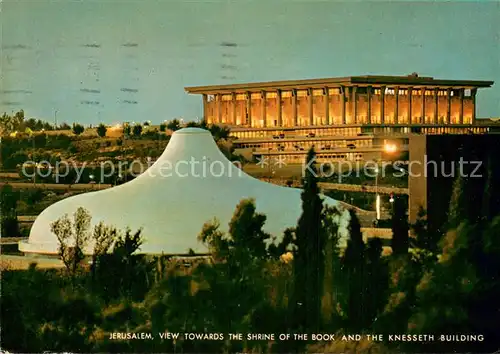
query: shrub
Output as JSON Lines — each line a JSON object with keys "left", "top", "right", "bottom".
{"left": 97, "top": 124, "right": 107, "bottom": 138}
{"left": 132, "top": 125, "right": 143, "bottom": 137}
{"left": 72, "top": 124, "right": 85, "bottom": 135}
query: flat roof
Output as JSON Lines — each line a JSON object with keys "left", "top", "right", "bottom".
{"left": 185, "top": 74, "right": 494, "bottom": 94}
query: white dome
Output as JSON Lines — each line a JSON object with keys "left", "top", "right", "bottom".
{"left": 20, "top": 128, "right": 342, "bottom": 255}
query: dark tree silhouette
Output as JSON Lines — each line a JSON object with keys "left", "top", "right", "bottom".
{"left": 96, "top": 124, "right": 107, "bottom": 138}
{"left": 132, "top": 124, "right": 143, "bottom": 137}
{"left": 292, "top": 147, "right": 326, "bottom": 333}
{"left": 391, "top": 196, "right": 409, "bottom": 255}
{"left": 72, "top": 123, "right": 85, "bottom": 135}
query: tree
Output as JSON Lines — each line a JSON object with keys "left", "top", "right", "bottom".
{"left": 291, "top": 147, "right": 327, "bottom": 332}
{"left": 72, "top": 124, "right": 85, "bottom": 135}
{"left": 447, "top": 175, "right": 467, "bottom": 230}
{"left": 50, "top": 207, "right": 91, "bottom": 280}
{"left": 166, "top": 119, "right": 181, "bottom": 131}
{"left": 132, "top": 124, "right": 143, "bottom": 137}
{"left": 90, "top": 221, "right": 118, "bottom": 280}
{"left": 410, "top": 207, "right": 439, "bottom": 263}
{"left": 364, "top": 237, "right": 389, "bottom": 328}
{"left": 96, "top": 124, "right": 107, "bottom": 138}
{"left": 391, "top": 196, "right": 409, "bottom": 255}
{"left": 341, "top": 209, "right": 366, "bottom": 331}
{"left": 0, "top": 184, "right": 20, "bottom": 237}
{"left": 209, "top": 124, "right": 230, "bottom": 141}
{"left": 123, "top": 124, "right": 131, "bottom": 137}
{"left": 407, "top": 215, "right": 500, "bottom": 353}
{"left": 195, "top": 199, "right": 279, "bottom": 352}
{"left": 159, "top": 123, "right": 166, "bottom": 132}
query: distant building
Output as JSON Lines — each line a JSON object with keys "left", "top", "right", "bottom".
{"left": 186, "top": 74, "right": 496, "bottom": 163}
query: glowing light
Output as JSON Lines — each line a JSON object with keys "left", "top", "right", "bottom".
{"left": 384, "top": 143, "right": 398, "bottom": 153}
{"left": 376, "top": 194, "right": 381, "bottom": 220}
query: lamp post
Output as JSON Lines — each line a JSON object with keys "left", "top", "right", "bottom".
{"left": 375, "top": 142, "right": 399, "bottom": 220}
{"left": 54, "top": 110, "right": 58, "bottom": 129}
{"left": 375, "top": 166, "right": 381, "bottom": 220}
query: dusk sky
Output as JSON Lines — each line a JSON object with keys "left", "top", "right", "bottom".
{"left": 1, "top": 0, "right": 499, "bottom": 125}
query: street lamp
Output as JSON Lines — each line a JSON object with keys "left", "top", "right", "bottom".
{"left": 375, "top": 143, "right": 398, "bottom": 220}
{"left": 375, "top": 166, "right": 381, "bottom": 220}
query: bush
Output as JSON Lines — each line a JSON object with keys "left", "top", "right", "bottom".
{"left": 97, "top": 124, "right": 107, "bottom": 138}
{"left": 67, "top": 144, "right": 78, "bottom": 154}
{"left": 1, "top": 216, "right": 20, "bottom": 237}
{"left": 132, "top": 125, "right": 143, "bottom": 137}
{"left": 72, "top": 124, "right": 85, "bottom": 135}
{"left": 159, "top": 123, "right": 166, "bottom": 132}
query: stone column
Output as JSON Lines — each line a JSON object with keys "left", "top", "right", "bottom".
{"left": 352, "top": 85, "right": 358, "bottom": 124}
{"left": 246, "top": 92, "right": 252, "bottom": 127}
{"left": 202, "top": 94, "right": 208, "bottom": 123}
{"left": 261, "top": 91, "right": 267, "bottom": 127}
{"left": 367, "top": 86, "right": 372, "bottom": 124}
{"left": 341, "top": 86, "right": 346, "bottom": 125}
{"left": 446, "top": 88, "right": 451, "bottom": 124}
{"left": 231, "top": 92, "right": 237, "bottom": 125}
{"left": 324, "top": 87, "right": 330, "bottom": 125}
{"left": 394, "top": 87, "right": 399, "bottom": 124}
{"left": 471, "top": 88, "right": 477, "bottom": 124}
{"left": 380, "top": 86, "right": 385, "bottom": 124}
{"left": 277, "top": 89, "right": 282, "bottom": 127}
{"left": 407, "top": 87, "right": 413, "bottom": 124}
{"left": 217, "top": 93, "right": 222, "bottom": 124}
{"left": 292, "top": 89, "right": 298, "bottom": 126}
{"left": 421, "top": 88, "right": 425, "bottom": 124}
{"left": 433, "top": 88, "right": 439, "bottom": 124}
{"left": 308, "top": 88, "right": 314, "bottom": 126}
{"left": 459, "top": 89, "right": 464, "bottom": 125}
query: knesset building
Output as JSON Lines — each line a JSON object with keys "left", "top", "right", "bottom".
{"left": 185, "top": 74, "right": 495, "bottom": 163}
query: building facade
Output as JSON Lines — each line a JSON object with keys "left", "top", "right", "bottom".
{"left": 408, "top": 134, "right": 500, "bottom": 235}
{"left": 185, "top": 74, "right": 495, "bottom": 163}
